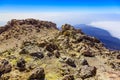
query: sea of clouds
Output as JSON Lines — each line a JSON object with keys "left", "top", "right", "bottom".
{"left": 89, "top": 21, "right": 120, "bottom": 39}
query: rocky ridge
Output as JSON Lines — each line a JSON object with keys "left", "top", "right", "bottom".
{"left": 0, "top": 19, "right": 120, "bottom": 80}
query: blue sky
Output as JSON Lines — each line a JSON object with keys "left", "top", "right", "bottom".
{"left": 0, "top": 0, "right": 120, "bottom": 12}
{"left": 1, "top": 0, "right": 119, "bottom": 6}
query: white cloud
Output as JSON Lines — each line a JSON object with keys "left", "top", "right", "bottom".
{"left": 0, "top": 12, "right": 86, "bottom": 26}
{"left": 89, "top": 21, "right": 120, "bottom": 39}
{"left": 1, "top": 12, "right": 120, "bottom": 27}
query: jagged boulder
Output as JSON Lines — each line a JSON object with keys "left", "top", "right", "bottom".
{"left": 19, "top": 48, "right": 29, "bottom": 54}
{"left": 45, "top": 43, "right": 58, "bottom": 52}
{"left": 62, "top": 75, "right": 74, "bottom": 80}
{"left": 54, "top": 50, "right": 60, "bottom": 58}
{"left": 117, "top": 54, "right": 120, "bottom": 59}
{"left": 39, "top": 41, "right": 48, "bottom": 47}
{"left": 0, "top": 59, "right": 12, "bottom": 76}
{"left": 65, "top": 58, "right": 76, "bottom": 67}
{"left": 20, "top": 41, "right": 41, "bottom": 54}
{"left": 30, "top": 52, "right": 44, "bottom": 59}
{"left": 110, "top": 62, "right": 120, "bottom": 70}
{"left": 78, "top": 65, "right": 97, "bottom": 79}
{"left": 16, "top": 58, "right": 26, "bottom": 71}
{"left": 59, "top": 65, "right": 70, "bottom": 76}
{"left": 59, "top": 57, "right": 76, "bottom": 67}
{"left": 82, "top": 51, "right": 95, "bottom": 57}
{"left": 28, "top": 67, "right": 45, "bottom": 80}
{"left": 79, "top": 58, "right": 89, "bottom": 65}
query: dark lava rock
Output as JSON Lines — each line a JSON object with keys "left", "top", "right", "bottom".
{"left": 62, "top": 75, "right": 74, "bottom": 80}
{"left": 75, "top": 36, "right": 84, "bottom": 43}
{"left": 19, "top": 48, "right": 29, "bottom": 54}
{"left": 110, "top": 62, "right": 120, "bottom": 70}
{"left": 79, "top": 65, "right": 96, "bottom": 79}
{"left": 117, "top": 54, "right": 120, "bottom": 59}
{"left": 59, "top": 57, "right": 76, "bottom": 67}
{"left": 82, "top": 51, "right": 95, "bottom": 57}
{"left": 54, "top": 50, "right": 60, "bottom": 58}
{"left": 45, "top": 43, "right": 58, "bottom": 52}
{"left": 65, "top": 58, "right": 76, "bottom": 67}
{"left": 17, "top": 58, "right": 26, "bottom": 71}
{"left": 59, "top": 64, "right": 70, "bottom": 76}
{"left": 0, "top": 59, "right": 12, "bottom": 76}
{"left": 39, "top": 42, "right": 47, "bottom": 47}
{"left": 79, "top": 58, "right": 89, "bottom": 65}
{"left": 28, "top": 67, "right": 45, "bottom": 80}
{"left": 46, "top": 52, "right": 53, "bottom": 57}
{"left": 61, "top": 68, "right": 70, "bottom": 76}
{"left": 30, "top": 52, "right": 44, "bottom": 59}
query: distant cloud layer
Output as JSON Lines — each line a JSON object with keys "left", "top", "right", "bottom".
{"left": 89, "top": 21, "right": 120, "bottom": 39}
{"left": 0, "top": 12, "right": 120, "bottom": 39}
{"left": 1, "top": 12, "right": 120, "bottom": 25}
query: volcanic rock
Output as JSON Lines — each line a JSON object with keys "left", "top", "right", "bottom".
{"left": 28, "top": 67, "right": 45, "bottom": 80}
{"left": 30, "top": 52, "right": 44, "bottom": 59}
{"left": 0, "top": 59, "right": 12, "bottom": 76}
{"left": 62, "top": 75, "right": 74, "bottom": 80}
{"left": 17, "top": 58, "right": 26, "bottom": 71}
{"left": 78, "top": 65, "right": 97, "bottom": 79}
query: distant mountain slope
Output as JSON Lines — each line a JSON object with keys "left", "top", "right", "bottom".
{"left": 75, "top": 24, "right": 120, "bottom": 50}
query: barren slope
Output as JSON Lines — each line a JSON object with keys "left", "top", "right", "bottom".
{"left": 0, "top": 19, "right": 119, "bottom": 80}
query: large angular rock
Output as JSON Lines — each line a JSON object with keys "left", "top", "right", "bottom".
{"left": 110, "top": 62, "right": 120, "bottom": 70}
{"left": 0, "top": 59, "right": 12, "bottom": 76}
{"left": 78, "top": 65, "right": 96, "bottom": 79}
{"left": 28, "top": 67, "right": 45, "bottom": 80}
{"left": 19, "top": 48, "right": 29, "bottom": 54}
{"left": 65, "top": 58, "right": 76, "bottom": 67}
{"left": 45, "top": 43, "right": 58, "bottom": 52}
{"left": 54, "top": 50, "right": 60, "bottom": 58}
{"left": 82, "top": 51, "right": 95, "bottom": 57}
{"left": 79, "top": 58, "right": 89, "bottom": 66}
{"left": 62, "top": 75, "right": 74, "bottom": 80}
{"left": 117, "top": 54, "right": 120, "bottom": 59}
{"left": 59, "top": 57, "right": 76, "bottom": 67}
{"left": 17, "top": 58, "right": 26, "bottom": 71}
{"left": 30, "top": 52, "right": 44, "bottom": 59}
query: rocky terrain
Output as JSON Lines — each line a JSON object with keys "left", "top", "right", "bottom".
{"left": 0, "top": 19, "right": 120, "bottom": 80}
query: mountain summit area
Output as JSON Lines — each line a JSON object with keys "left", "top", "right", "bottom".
{"left": 0, "top": 19, "right": 120, "bottom": 80}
